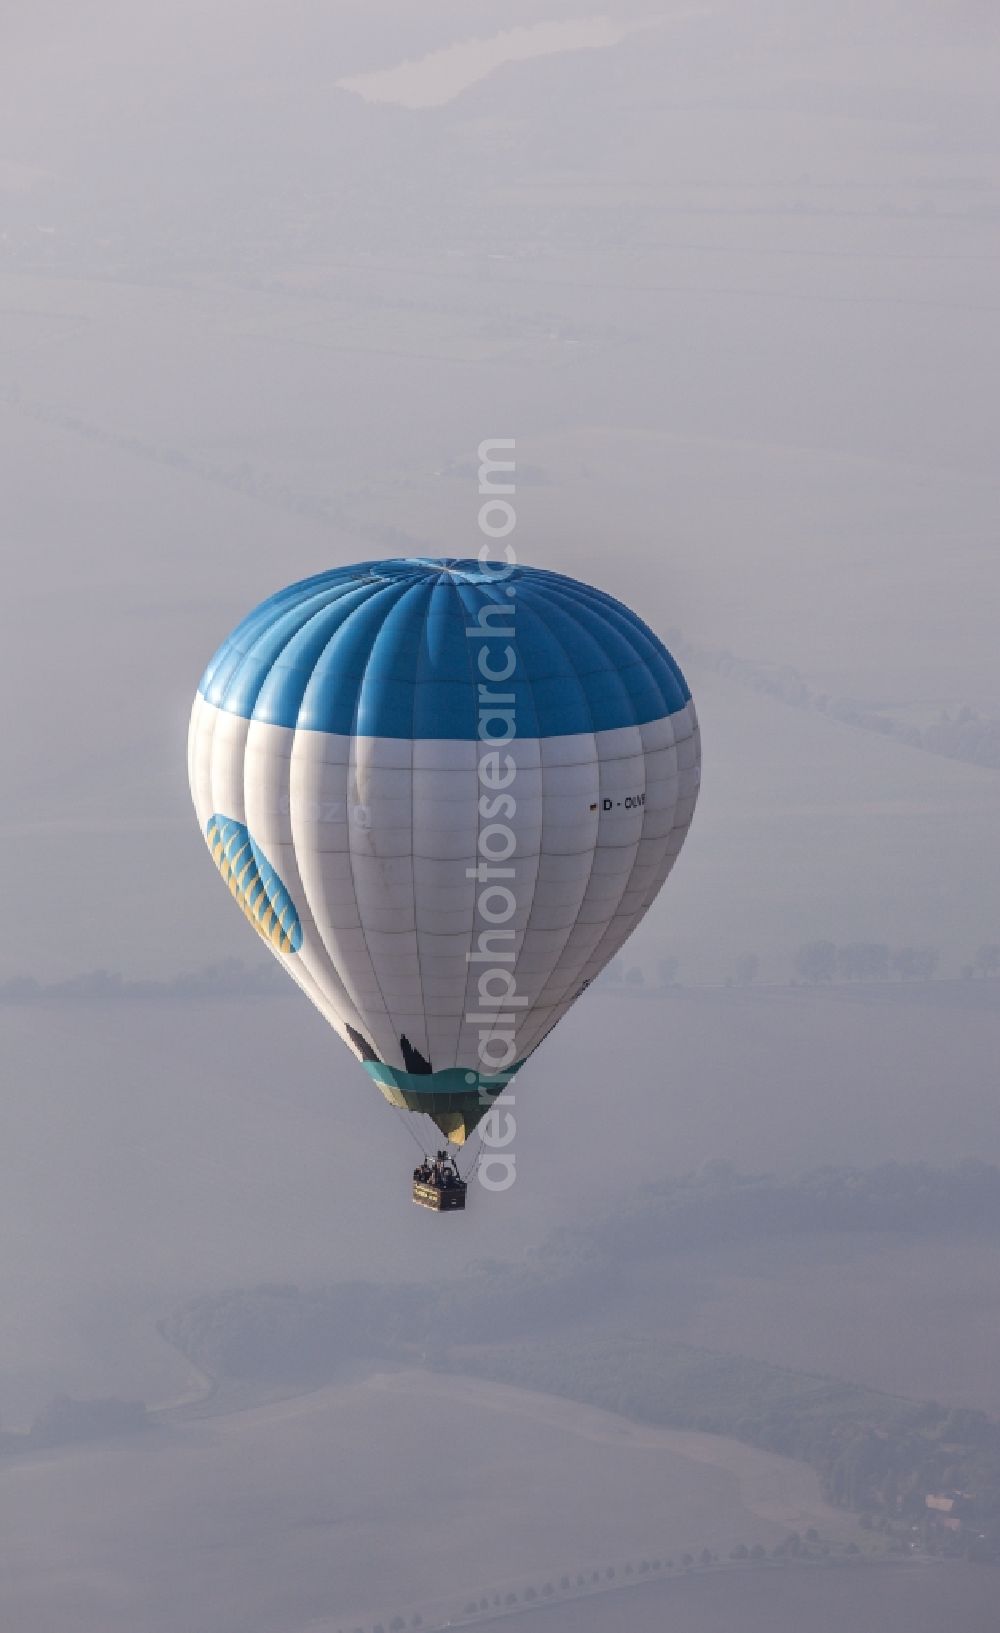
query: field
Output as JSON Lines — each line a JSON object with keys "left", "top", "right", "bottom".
{"left": 0, "top": 1371, "right": 856, "bottom": 1633}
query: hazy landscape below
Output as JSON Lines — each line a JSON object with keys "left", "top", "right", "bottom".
{"left": 2, "top": 976, "right": 999, "bottom": 1428}
{"left": 4, "top": 1161, "right": 1000, "bottom": 1632}
{"left": 2, "top": 1, "right": 999, "bottom": 1628}
{"left": 631, "top": 1229, "right": 1000, "bottom": 1415}
{"left": 0, "top": 1372, "right": 858, "bottom": 1633}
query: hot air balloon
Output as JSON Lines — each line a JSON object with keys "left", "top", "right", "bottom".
{"left": 188, "top": 558, "right": 700, "bottom": 1205}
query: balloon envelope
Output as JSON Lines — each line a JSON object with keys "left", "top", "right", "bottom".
{"left": 189, "top": 559, "right": 700, "bottom": 1142}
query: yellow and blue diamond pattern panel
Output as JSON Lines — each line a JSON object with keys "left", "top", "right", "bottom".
{"left": 205, "top": 814, "right": 302, "bottom": 955}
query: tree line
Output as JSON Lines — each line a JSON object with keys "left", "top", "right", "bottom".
{"left": 664, "top": 630, "right": 1000, "bottom": 774}
{"left": 600, "top": 941, "right": 1000, "bottom": 989}
{"left": 794, "top": 941, "right": 1000, "bottom": 984}
{"left": 339, "top": 1528, "right": 876, "bottom": 1633}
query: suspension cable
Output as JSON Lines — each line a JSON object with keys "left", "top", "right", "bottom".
{"left": 459, "top": 1130, "right": 485, "bottom": 1186}
{"left": 391, "top": 1104, "right": 430, "bottom": 1156}
{"left": 394, "top": 1105, "right": 485, "bottom": 1187}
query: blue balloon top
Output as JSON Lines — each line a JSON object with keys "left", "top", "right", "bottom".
{"left": 198, "top": 558, "right": 691, "bottom": 739}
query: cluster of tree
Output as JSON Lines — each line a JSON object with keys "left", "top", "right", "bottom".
{"left": 794, "top": 941, "right": 1000, "bottom": 984}
{"left": 337, "top": 1620, "right": 422, "bottom": 1633}
{"left": 161, "top": 1282, "right": 426, "bottom": 1387}
{"left": 162, "top": 1238, "right": 604, "bottom": 1384}
{"left": 1, "top": 1396, "right": 149, "bottom": 1456}
{"left": 664, "top": 631, "right": 1000, "bottom": 773}
{"left": 600, "top": 958, "right": 654, "bottom": 988}
{"left": 455, "top": 1557, "right": 679, "bottom": 1618}
{"left": 0, "top": 958, "right": 287, "bottom": 1006}
{"left": 727, "top": 1530, "right": 848, "bottom": 1562}
{"left": 602, "top": 941, "right": 1000, "bottom": 991}
{"left": 822, "top": 1407, "right": 1000, "bottom": 1540}
{"left": 591, "top": 1159, "right": 1000, "bottom": 1261}
{"left": 603, "top": 955, "right": 745, "bottom": 988}
{"left": 794, "top": 941, "right": 941, "bottom": 983}
{"left": 164, "top": 1162, "right": 1000, "bottom": 1387}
